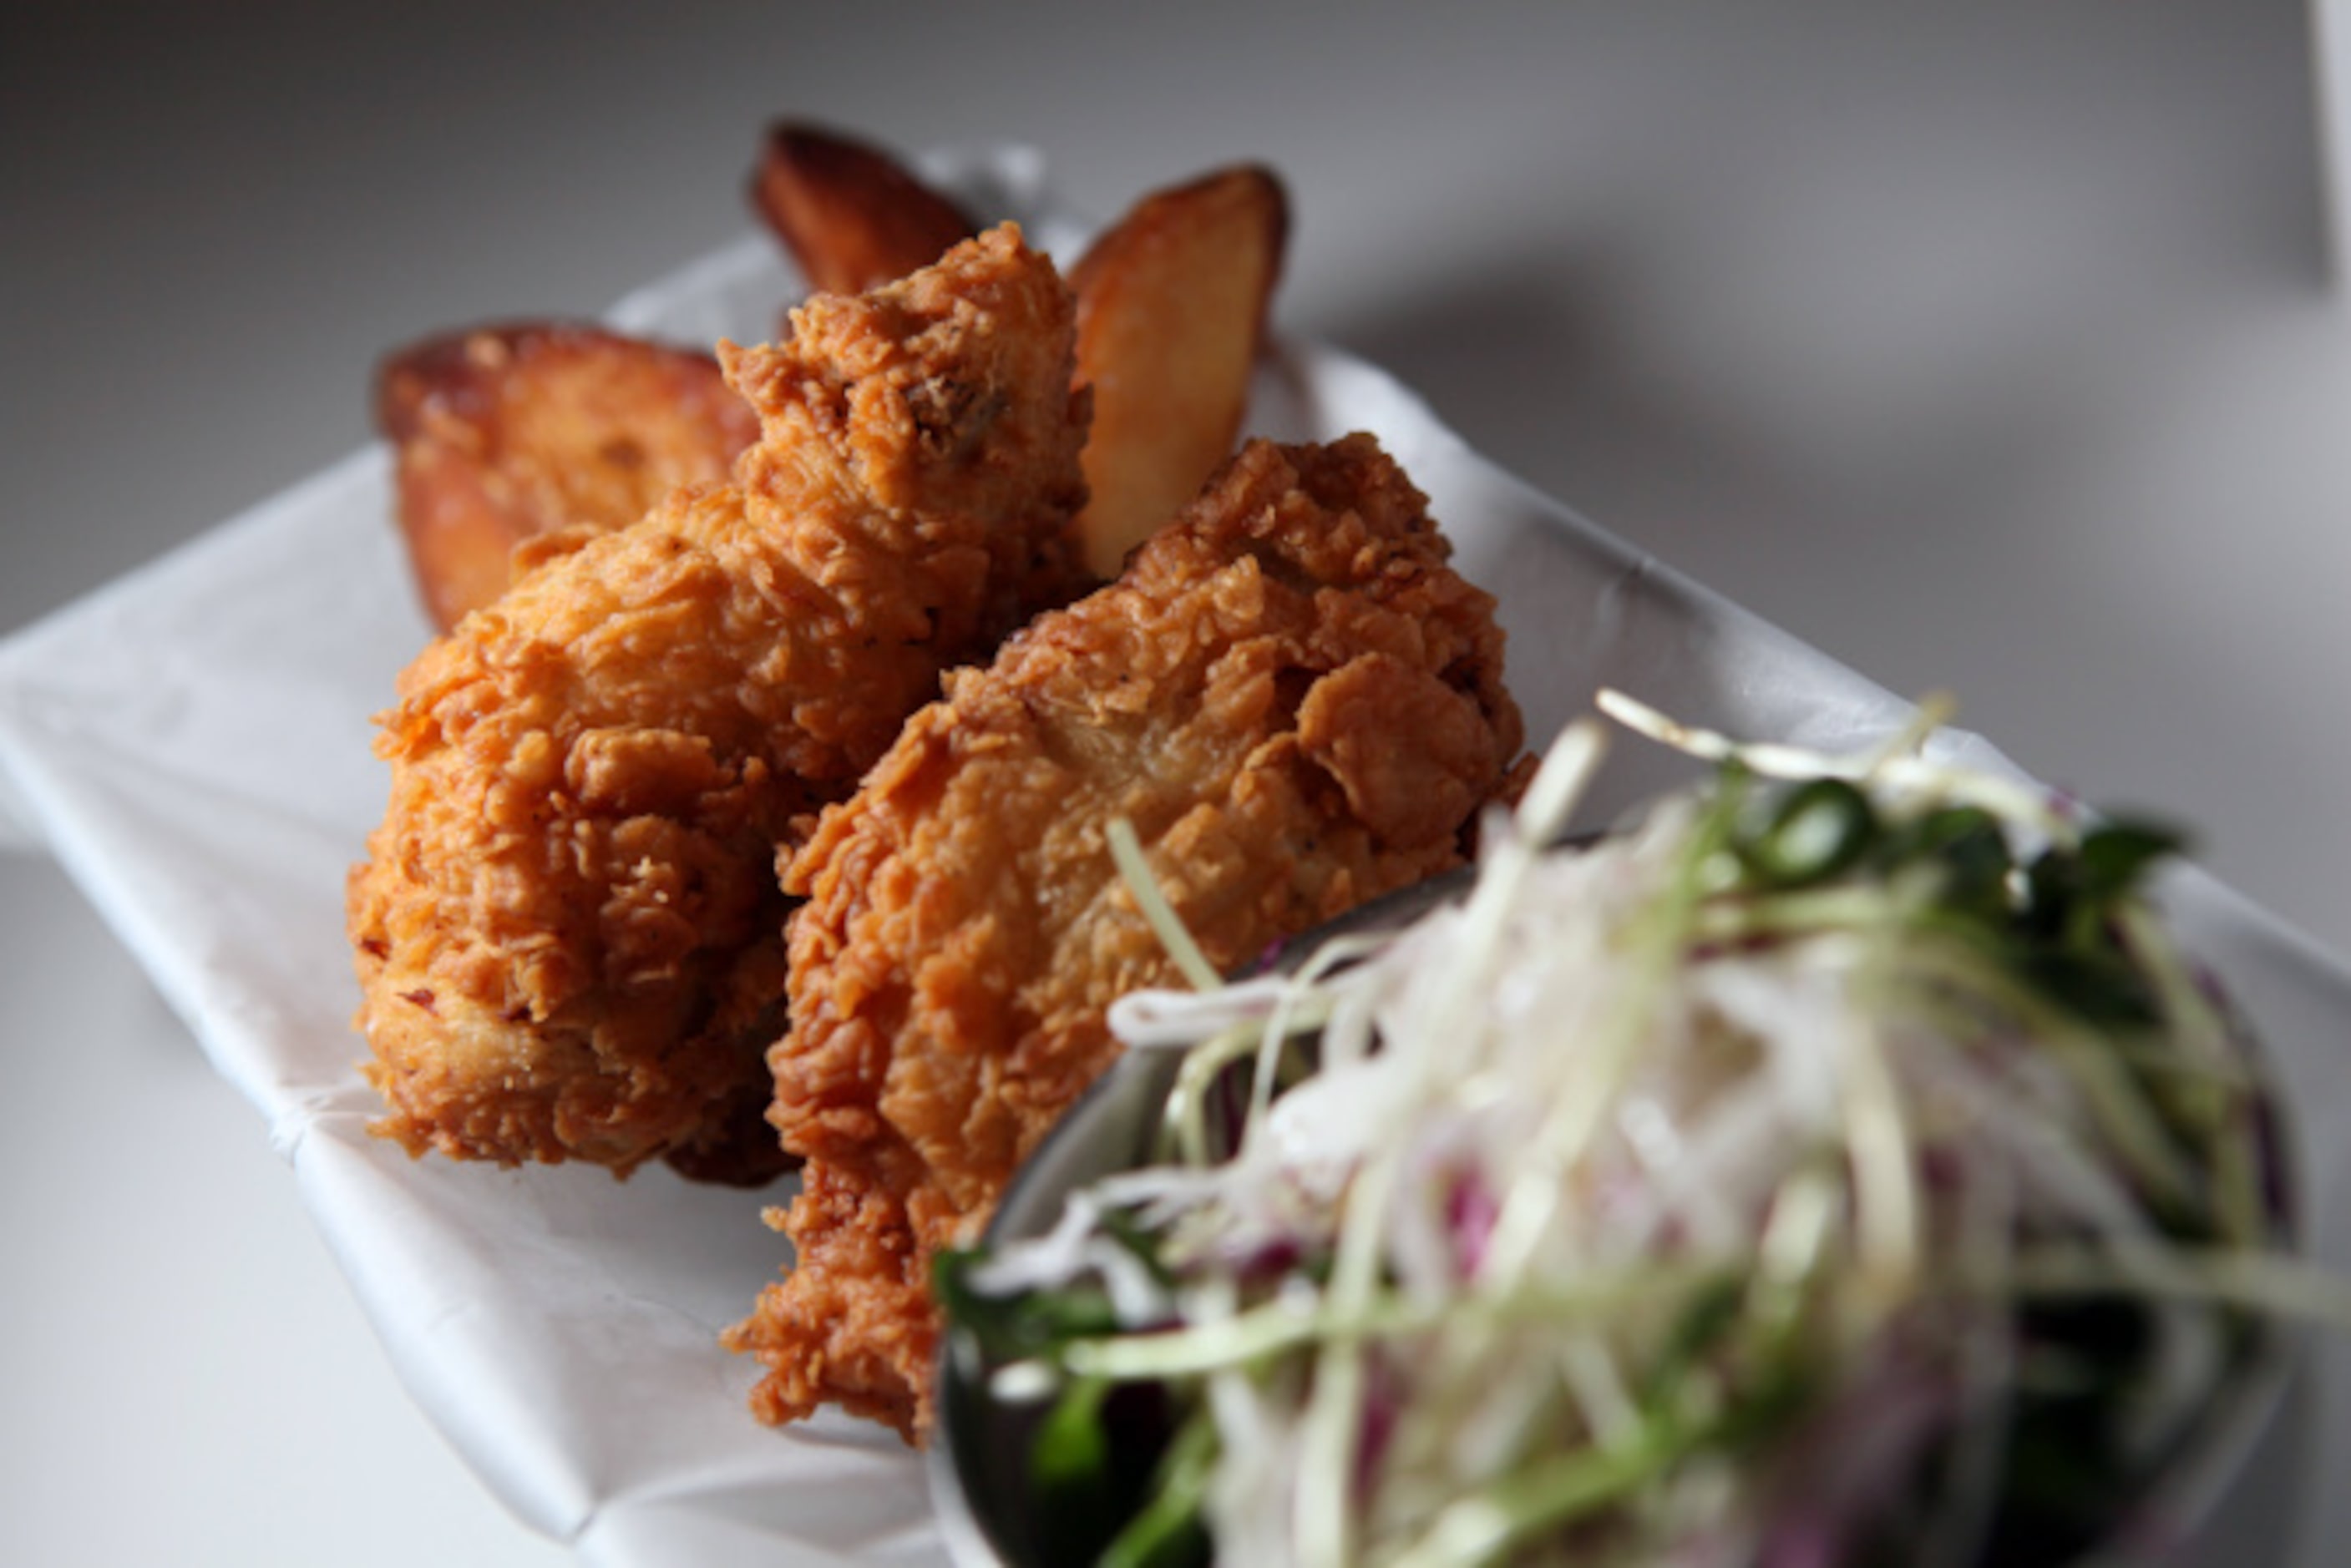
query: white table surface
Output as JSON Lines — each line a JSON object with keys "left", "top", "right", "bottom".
{"left": 5, "top": 3, "right": 2345, "bottom": 1563}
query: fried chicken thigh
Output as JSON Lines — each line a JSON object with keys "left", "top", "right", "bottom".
{"left": 726, "top": 433, "right": 1528, "bottom": 1434}
{"left": 348, "top": 226, "right": 1092, "bottom": 1183}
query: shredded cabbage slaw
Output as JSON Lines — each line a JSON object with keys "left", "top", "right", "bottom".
{"left": 940, "top": 692, "right": 2348, "bottom": 1568}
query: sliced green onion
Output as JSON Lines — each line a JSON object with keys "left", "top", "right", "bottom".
{"left": 1740, "top": 776, "right": 1878, "bottom": 888}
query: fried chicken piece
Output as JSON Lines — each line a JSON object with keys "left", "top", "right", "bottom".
{"left": 725, "top": 433, "right": 1528, "bottom": 1434}
{"left": 347, "top": 225, "right": 1092, "bottom": 1184}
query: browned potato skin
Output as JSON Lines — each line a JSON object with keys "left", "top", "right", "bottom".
{"left": 750, "top": 120, "right": 976, "bottom": 299}
{"left": 377, "top": 323, "right": 761, "bottom": 631}
{"left": 1068, "top": 164, "right": 1290, "bottom": 578}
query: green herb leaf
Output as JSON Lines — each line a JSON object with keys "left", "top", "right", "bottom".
{"left": 935, "top": 1247, "right": 1122, "bottom": 1363}
{"left": 1886, "top": 803, "right": 2014, "bottom": 918}
{"left": 1033, "top": 1375, "right": 1113, "bottom": 1495}
{"left": 2075, "top": 820, "right": 2186, "bottom": 903}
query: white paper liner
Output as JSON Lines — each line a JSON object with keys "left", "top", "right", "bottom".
{"left": 1, "top": 146, "right": 2344, "bottom": 1565}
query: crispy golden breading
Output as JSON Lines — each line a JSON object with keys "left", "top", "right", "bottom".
{"left": 348, "top": 226, "right": 1092, "bottom": 1184}
{"left": 726, "top": 433, "right": 1528, "bottom": 1434}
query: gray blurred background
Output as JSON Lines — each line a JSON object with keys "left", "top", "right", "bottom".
{"left": 4, "top": 3, "right": 2344, "bottom": 1563}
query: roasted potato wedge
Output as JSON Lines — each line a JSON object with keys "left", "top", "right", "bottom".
{"left": 376, "top": 323, "right": 759, "bottom": 631}
{"left": 751, "top": 120, "right": 976, "bottom": 299}
{"left": 1068, "top": 164, "right": 1290, "bottom": 576}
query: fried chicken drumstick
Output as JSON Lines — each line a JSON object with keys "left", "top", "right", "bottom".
{"left": 726, "top": 433, "right": 1529, "bottom": 1434}
{"left": 348, "top": 226, "right": 1092, "bottom": 1184}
